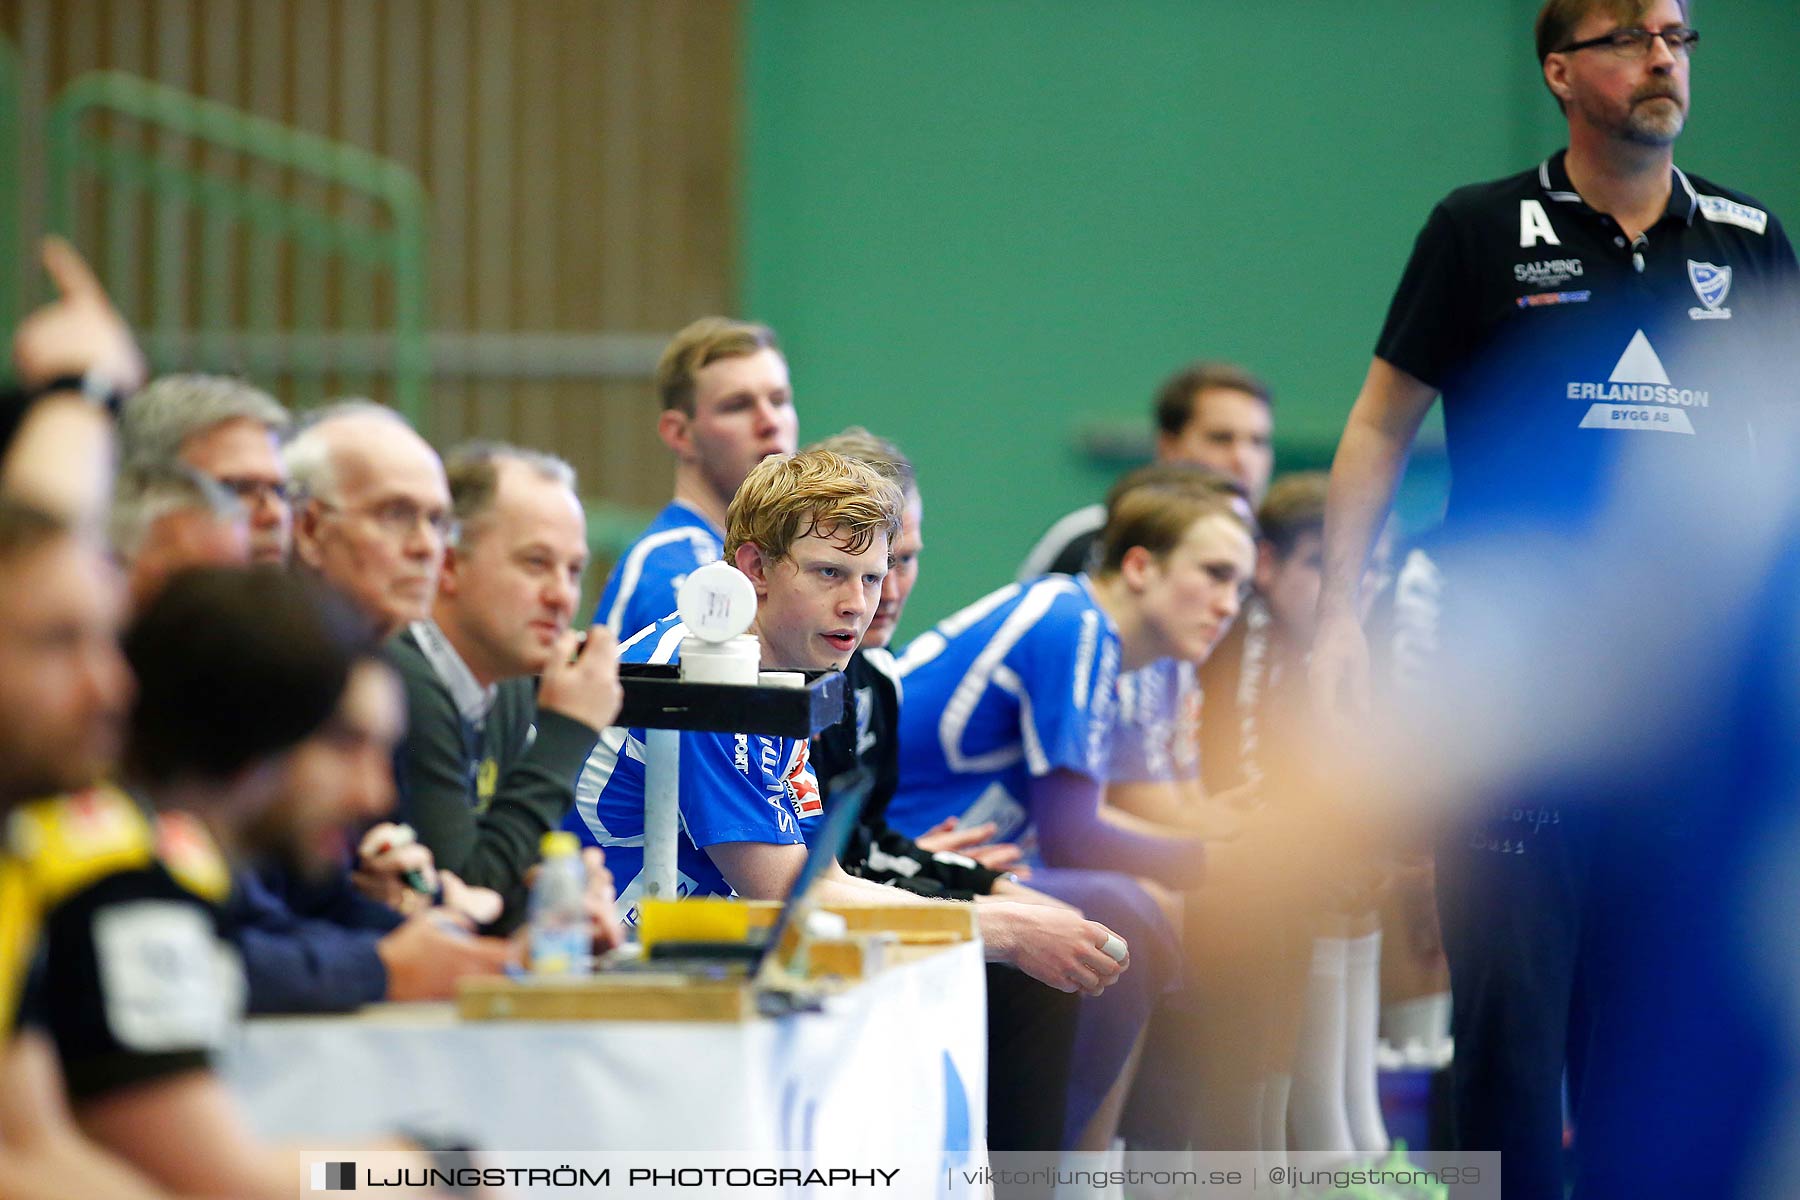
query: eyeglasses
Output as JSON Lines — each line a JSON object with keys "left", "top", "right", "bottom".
{"left": 215, "top": 476, "right": 290, "bottom": 505}
{"left": 313, "top": 497, "right": 456, "bottom": 542}
{"left": 1555, "top": 25, "right": 1699, "bottom": 58}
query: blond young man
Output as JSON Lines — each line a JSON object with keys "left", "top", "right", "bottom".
{"left": 895, "top": 476, "right": 1258, "bottom": 1147}
{"left": 568, "top": 449, "right": 1128, "bottom": 997}
{"left": 594, "top": 317, "right": 799, "bottom": 639}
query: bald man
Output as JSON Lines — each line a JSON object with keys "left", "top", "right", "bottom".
{"left": 284, "top": 402, "right": 453, "bottom": 636}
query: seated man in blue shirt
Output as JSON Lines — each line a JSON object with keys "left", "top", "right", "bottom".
{"left": 892, "top": 482, "right": 1254, "bottom": 880}
{"left": 891, "top": 476, "right": 1258, "bottom": 1147}
{"left": 569, "top": 448, "right": 1127, "bottom": 998}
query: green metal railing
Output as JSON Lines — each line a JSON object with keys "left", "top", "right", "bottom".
{"left": 20, "top": 64, "right": 653, "bottom": 573}
{"left": 0, "top": 37, "right": 21, "bottom": 345}
{"left": 45, "top": 72, "right": 429, "bottom": 425}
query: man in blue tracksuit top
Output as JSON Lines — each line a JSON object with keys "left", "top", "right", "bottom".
{"left": 568, "top": 610, "right": 825, "bottom": 920}
{"left": 573, "top": 446, "right": 900, "bottom": 918}
{"left": 568, "top": 449, "right": 1132, "bottom": 1015}
{"left": 593, "top": 317, "right": 799, "bottom": 641}
{"left": 887, "top": 572, "right": 1123, "bottom": 849}
{"left": 892, "top": 478, "right": 1258, "bottom": 1146}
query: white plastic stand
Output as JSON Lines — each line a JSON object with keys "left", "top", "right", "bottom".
{"left": 641, "top": 727, "right": 682, "bottom": 899}
{"left": 638, "top": 562, "right": 762, "bottom": 901}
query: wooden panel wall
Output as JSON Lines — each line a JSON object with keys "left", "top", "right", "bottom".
{"left": 0, "top": 0, "right": 741, "bottom": 520}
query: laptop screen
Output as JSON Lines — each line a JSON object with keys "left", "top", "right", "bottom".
{"left": 757, "top": 765, "right": 873, "bottom": 973}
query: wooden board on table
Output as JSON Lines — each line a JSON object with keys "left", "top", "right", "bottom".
{"left": 457, "top": 973, "right": 757, "bottom": 1023}
{"left": 742, "top": 898, "right": 974, "bottom": 941}
{"left": 822, "top": 902, "right": 976, "bottom": 940}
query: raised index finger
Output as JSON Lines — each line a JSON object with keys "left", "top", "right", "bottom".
{"left": 40, "top": 236, "right": 106, "bottom": 303}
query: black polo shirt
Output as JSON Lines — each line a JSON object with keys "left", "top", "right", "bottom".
{"left": 812, "top": 649, "right": 1002, "bottom": 900}
{"left": 1377, "top": 149, "right": 1799, "bottom": 534}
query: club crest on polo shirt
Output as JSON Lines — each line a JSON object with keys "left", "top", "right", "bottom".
{"left": 154, "top": 811, "right": 231, "bottom": 903}
{"left": 1570, "top": 330, "right": 1710, "bottom": 434}
{"left": 1687, "top": 260, "right": 1733, "bottom": 320}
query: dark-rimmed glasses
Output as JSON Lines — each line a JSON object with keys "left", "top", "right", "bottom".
{"left": 1555, "top": 26, "right": 1699, "bottom": 58}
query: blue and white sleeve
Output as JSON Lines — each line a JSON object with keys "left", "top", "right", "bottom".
{"left": 680, "top": 732, "right": 806, "bottom": 849}
{"left": 1010, "top": 604, "right": 1120, "bottom": 781}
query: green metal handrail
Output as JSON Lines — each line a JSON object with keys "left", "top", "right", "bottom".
{"left": 44, "top": 72, "right": 429, "bottom": 425}
{"left": 0, "top": 36, "right": 21, "bottom": 347}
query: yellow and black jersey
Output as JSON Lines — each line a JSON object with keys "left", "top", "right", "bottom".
{"left": 7, "top": 788, "right": 241, "bottom": 1101}
{"left": 3, "top": 786, "right": 161, "bottom": 1033}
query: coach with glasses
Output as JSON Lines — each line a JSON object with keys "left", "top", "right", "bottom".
{"left": 1308, "top": 2, "right": 1797, "bottom": 1195}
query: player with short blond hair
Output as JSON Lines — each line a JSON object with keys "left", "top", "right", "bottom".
{"left": 568, "top": 448, "right": 1132, "bottom": 1000}
{"left": 594, "top": 317, "right": 799, "bottom": 638}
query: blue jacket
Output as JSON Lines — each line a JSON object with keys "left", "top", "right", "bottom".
{"left": 225, "top": 864, "right": 402, "bottom": 1014}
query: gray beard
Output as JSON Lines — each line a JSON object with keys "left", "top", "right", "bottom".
{"left": 1620, "top": 99, "right": 1685, "bottom": 147}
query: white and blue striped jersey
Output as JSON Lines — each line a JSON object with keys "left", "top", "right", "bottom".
{"left": 888, "top": 574, "right": 1121, "bottom": 844}
{"left": 592, "top": 501, "right": 723, "bottom": 639}
{"left": 563, "top": 615, "right": 822, "bottom": 923}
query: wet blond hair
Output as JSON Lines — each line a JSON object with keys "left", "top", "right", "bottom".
{"left": 725, "top": 449, "right": 903, "bottom": 564}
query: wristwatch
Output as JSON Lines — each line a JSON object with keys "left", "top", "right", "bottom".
{"left": 22, "top": 369, "right": 129, "bottom": 419}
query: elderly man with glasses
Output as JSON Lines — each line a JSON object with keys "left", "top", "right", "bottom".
{"left": 1308, "top": 1, "right": 1797, "bottom": 1195}
{"left": 285, "top": 400, "right": 456, "bottom": 639}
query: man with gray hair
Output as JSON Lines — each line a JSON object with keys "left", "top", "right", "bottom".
{"left": 121, "top": 373, "right": 292, "bottom": 565}
{"left": 386, "top": 442, "right": 625, "bottom": 933}
{"left": 284, "top": 401, "right": 452, "bottom": 638}
{"left": 107, "top": 462, "right": 249, "bottom": 614}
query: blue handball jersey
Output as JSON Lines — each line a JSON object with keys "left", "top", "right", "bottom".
{"left": 593, "top": 501, "right": 723, "bottom": 639}
{"left": 1109, "top": 658, "right": 1202, "bottom": 784}
{"left": 564, "top": 615, "right": 823, "bottom": 923}
{"left": 889, "top": 574, "right": 1121, "bottom": 843}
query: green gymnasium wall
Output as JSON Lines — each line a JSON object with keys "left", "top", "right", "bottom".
{"left": 744, "top": 1, "right": 1800, "bottom": 638}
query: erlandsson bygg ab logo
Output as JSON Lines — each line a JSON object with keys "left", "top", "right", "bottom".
{"left": 1572, "top": 330, "right": 1708, "bottom": 435}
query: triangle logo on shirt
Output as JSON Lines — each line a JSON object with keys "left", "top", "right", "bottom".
{"left": 1608, "top": 330, "right": 1671, "bottom": 385}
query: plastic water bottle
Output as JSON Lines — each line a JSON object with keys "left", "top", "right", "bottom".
{"left": 529, "top": 832, "right": 590, "bottom": 977}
